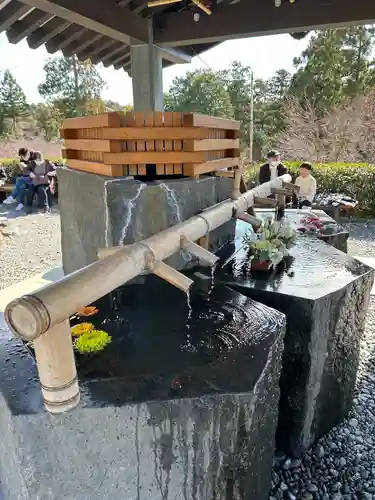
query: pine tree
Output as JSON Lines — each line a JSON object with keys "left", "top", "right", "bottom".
{"left": 0, "top": 70, "right": 28, "bottom": 133}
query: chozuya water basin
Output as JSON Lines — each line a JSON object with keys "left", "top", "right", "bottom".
{"left": 59, "top": 278, "right": 284, "bottom": 406}
{"left": 0, "top": 279, "right": 286, "bottom": 500}
{"left": 216, "top": 218, "right": 374, "bottom": 457}
{"left": 218, "top": 219, "right": 365, "bottom": 300}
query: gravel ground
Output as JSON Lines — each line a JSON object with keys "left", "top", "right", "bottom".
{"left": 2, "top": 209, "right": 375, "bottom": 499}
{"left": 0, "top": 204, "right": 61, "bottom": 290}
{"left": 270, "top": 220, "right": 375, "bottom": 500}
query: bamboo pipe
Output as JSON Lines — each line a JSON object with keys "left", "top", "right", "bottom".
{"left": 236, "top": 212, "right": 262, "bottom": 230}
{"left": 147, "top": 260, "right": 194, "bottom": 293}
{"left": 271, "top": 187, "right": 292, "bottom": 196}
{"left": 282, "top": 181, "right": 300, "bottom": 192}
{"left": 5, "top": 174, "right": 291, "bottom": 342}
{"left": 231, "top": 166, "right": 242, "bottom": 200}
{"left": 33, "top": 320, "right": 80, "bottom": 413}
{"left": 97, "top": 247, "right": 122, "bottom": 259}
{"left": 253, "top": 196, "right": 278, "bottom": 207}
{"left": 180, "top": 235, "right": 219, "bottom": 267}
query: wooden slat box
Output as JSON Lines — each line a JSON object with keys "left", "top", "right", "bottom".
{"left": 61, "top": 111, "right": 240, "bottom": 178}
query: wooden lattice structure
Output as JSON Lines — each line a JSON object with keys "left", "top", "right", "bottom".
{"left": 61, "top": 112, "right": 240, "bottom": 178}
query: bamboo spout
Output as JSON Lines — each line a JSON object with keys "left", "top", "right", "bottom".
{"left": 253, "top": 196, "right": 278, "bottom": 207}
{"left": 271, "top": 187, "right": 291, "bottom": 196}
{"left": 236, "top": 212, "right": 262, "bottom": 230}
{"left": 283, "top": 181, "right": 300, "bottom": 193}
{"left": 145, "top": 251, "right": 194, "bottom": 292}
{"left": 180, "top": 235, "right": 219, "bottom": 267}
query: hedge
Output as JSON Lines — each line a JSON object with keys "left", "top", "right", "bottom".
{"left": 246, "top": 162, "right": 375, "bottom": 217}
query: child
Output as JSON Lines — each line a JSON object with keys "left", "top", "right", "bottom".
{"left": 294, "top": 162, "right": 317, "bottom": 208}
{"left": 3, "top": 148, "right": 33, "bottom": 210}
{"left": 25, "top": 152, "right": 56, "bottom": 214}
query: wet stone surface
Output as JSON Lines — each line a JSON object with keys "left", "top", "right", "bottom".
{"left": 253, "top": 208, "right": 349, "bottom": 253}
{"left": 0, "top": 283, "right": 286, "bottom": 500}
{"left": 217, "top": 220, "right": 375, "bottom": 457}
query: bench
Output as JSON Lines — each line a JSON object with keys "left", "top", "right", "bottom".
{"left": 0, "top": 183, "right": 14, "bottom": 202}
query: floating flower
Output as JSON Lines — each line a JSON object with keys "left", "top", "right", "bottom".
{"left": 74, "top": 329, "right": 112, "bottom": 354}
{"left": 76, "top": 306, "right": 99, "bottom": 317}
{"left": 71, "top": 322, "right": 94, "bottom": 337}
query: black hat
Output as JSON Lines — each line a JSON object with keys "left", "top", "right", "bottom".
{"left": 267, "top": 150, "right": 280, "bottom": 158}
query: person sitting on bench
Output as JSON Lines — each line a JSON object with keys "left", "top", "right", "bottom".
{"left": 294, "top": 162, "right": 317, "bottom": 208}
{"left": 3, "top": 148, "right": 34, "bottom": 211}
{"left": 25, "top": 152, "right": 56, "bottom": 214}
{"left": 259, "top": 150, "right": 288, "bottom": 185}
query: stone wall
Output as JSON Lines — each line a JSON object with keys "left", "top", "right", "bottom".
{"left": 58, "top": 168, "right": 235, "bottom": 274}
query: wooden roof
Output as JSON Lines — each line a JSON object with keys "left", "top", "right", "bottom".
{"left": 0, "top": 0, "right": 374, "bottom": 74}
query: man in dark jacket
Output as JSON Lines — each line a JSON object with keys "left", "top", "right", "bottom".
{"left": 259, "top": 150, "right": 288, "bottom": 184}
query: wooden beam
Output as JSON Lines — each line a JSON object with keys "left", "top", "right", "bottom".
{"left": 0, "top": 2, "right": 31, "bottom": 32}
{"left": 62, "top": 112, "right": 122, "bottom": 129}
{"left": 183, "top": 157, "right": 239, "bottom": 177}
{"left": 91, "top": 42, "right": 125, "bottom": 65}
{"left": 64, "top": 139, "right": 112, "bottom": 152}
{"left": 103, "top": 151, "right": 207, "bottom": 164}
{"left": 62, "top": 31, "right": 102, "bottom": 57}
{"left": 46, "top": 24, "right": 86, "bottom": 52}
{"left": 27, "top": 17, "right": 71, "bottom": 48}
{"left": 183, "top": 113, "right": 240, "bottom": 130}
{"left": 183, "top": 138, "right": 239, "bottom": 151}
{"left": 19, "top": 0, "right": 148, "bottom": 44}
{"left": 101, "top": 126, "right": 208, "bottom": 140}
{"left": 6, "top": 9, "right": 52, "bottom": 44}
{"left": 154, "top": 0, "right": 375, "bottom": 46}
{"left": 113, "top": 53, "right": 131, "bottom": 70}
{"left": 67, "top": 159, "right": 124, "bottom": 176}
{"left": 77, "top": 37, "right": 116, "bottom": 61}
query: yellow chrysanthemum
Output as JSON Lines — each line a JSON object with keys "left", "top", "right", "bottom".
{"left": 74, "top": 329, "right": 112, "bottom": 354}
{"left": 71, "top": 322, "right": 94, "bottom": 337}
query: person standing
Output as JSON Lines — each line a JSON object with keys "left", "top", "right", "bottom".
{"left": 294, "top": 162, "right": 317, "bottom": 208}
{"left": 259, "top": 150, "right": 288, "bottom": 185}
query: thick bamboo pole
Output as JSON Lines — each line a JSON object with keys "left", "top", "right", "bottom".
{"left": 5, "top": 174, "right": 291, "bottom": 342}
{"left": 33, "top": 320, "right": 79, "bottom": 413}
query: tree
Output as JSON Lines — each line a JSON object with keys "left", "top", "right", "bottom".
{"left": 33, "top": 103, "right": 63, "bottom": 141}
{"left": 290, "top": 27, "right": 375, "bottom": 112}
{"left": 164, "top": 69, "right": 234, "bottom": 118}
{"left": 0, "top": 70, "right": 28, "bottom": 133}
{"left": 38, "top": 56, "right": 106, "bottom": 118}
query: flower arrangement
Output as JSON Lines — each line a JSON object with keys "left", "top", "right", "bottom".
{"left": 243, "top": 218, "right": 298, "bottom": 270}
{"left": 73, "top": 329, "right": 112, "bottom": 354}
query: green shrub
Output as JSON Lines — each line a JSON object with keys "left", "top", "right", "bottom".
{"left": 246, "top": 162, "right": 375, "bottom": 216}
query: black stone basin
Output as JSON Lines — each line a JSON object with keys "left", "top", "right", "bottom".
{"left": 216, "top": 220, "right": 374, "bottom": 457}
{"left": 69, "top": 279, "right": 286, "bottom": 405}
{"left": 220, "top": 220, "right": 364, "bottom": 300}
{"left": 0, "top": 284, "right": 286, "bottom": 500}
{"left": 253, "top": 208, "right": 349, "bottom": 252}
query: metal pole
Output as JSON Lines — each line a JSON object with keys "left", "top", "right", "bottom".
{"left": 248, "top": 69, "right": 254, "bottom": 164}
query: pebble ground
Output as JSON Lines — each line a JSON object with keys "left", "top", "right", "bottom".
{"left": 2, "top": 209, "right": 375, "bottom": 500}
{"left": 271, "top": 219, "right": 375, "bottom": 500}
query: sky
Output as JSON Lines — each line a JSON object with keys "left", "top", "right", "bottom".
{"left": 0, "top": 32, "right": 311, "bottom": 105}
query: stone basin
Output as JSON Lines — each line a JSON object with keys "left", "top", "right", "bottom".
{"left": 252, "top": 208, "right": 349, "bottom": 253}
{"left": 217, "top": 220, "right": 374, "bottom": 457}
{"left": 0, "top": 280, "right": 285, "bottom": 500}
